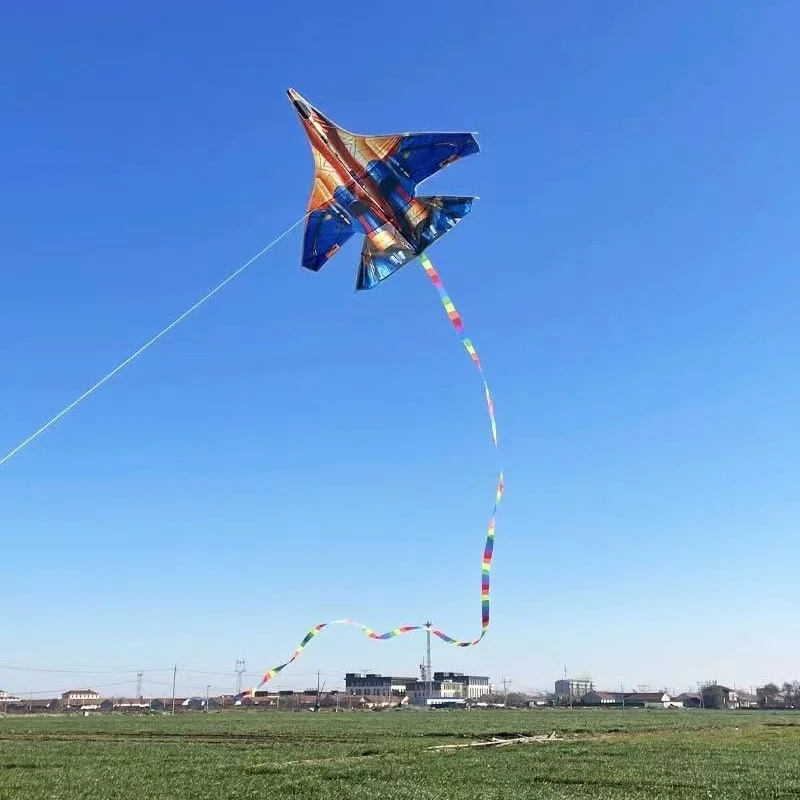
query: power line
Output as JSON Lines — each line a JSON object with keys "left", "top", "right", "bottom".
{"left": 0, "top": 664, "right": 171, "bottom": 674}
{"left": 15, "top": 680, "right": 135, "bottom": 697}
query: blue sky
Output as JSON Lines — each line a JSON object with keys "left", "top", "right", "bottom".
{"left": 2, "top": 0, "right": 799, "bottom": 698}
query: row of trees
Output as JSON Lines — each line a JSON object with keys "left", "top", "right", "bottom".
{"left": 756, "top": 682, "right": 799, "bottom": 709}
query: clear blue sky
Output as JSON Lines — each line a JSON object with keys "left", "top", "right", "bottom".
{"left": 2, "top": 1, "right": 799, "bottom": 698}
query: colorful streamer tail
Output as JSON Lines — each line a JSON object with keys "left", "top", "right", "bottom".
{"left": 244, "top": 253, "right": 503, "bottom": 694}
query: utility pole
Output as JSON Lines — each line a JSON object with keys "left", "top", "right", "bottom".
{"left": 315, "top": 671, "right": 327, "bottom": 710}
{"left": 135, "top": 671, "right": 143, "bottom": 699}
{"left": 171, "top": 665, "right": 177, "bottom": 715}
{"left": 501, "top": 678, "right": 512, "bottom": 707}
{"left": 621, "top": 683, "right": 625, "bottom": 710}
{"left": 206, "top": 685, "right": 210, "bottom": 713}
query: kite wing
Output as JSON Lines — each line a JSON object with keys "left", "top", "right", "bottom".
{"left": 302, "top": 205, "right": 355, "bottom": 272}
{"left": 377, "top": 132, "right": 480, "bottom": 193}
{"left": 300, "top": 146, "right": 356, "bottom": 272}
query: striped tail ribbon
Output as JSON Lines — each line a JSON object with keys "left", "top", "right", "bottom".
{"left": 244, "top": 252, "right": 503, "bottom": 694}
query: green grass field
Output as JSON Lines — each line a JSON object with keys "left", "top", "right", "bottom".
{"left": 1, "top": 709, "right": 798, "bottom": 799}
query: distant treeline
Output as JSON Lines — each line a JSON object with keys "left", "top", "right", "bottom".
{"left": 755, "top": 682, "right": 799, "bottom": 709}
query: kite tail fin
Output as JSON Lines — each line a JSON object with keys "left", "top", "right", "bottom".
{"left": 356, "top": 224, "right": 417, "bottom": 291}
{"left": 355, "top": 197, "right": 476, "bottom": 291}
{"left": 414, "top": 195, "right": 476, "bottom": 251}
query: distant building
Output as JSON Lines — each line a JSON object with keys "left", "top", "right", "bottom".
{"left": 581, "top": 690, "right": 622, "bottom": 706}
{"left": 703, "top": 685, "right": 740, "bottom": 709}
{"left": 345, "top": 671, "right": 488, "bottom": 706}
{"left": 623, "top": 692, "right": 676, "bottom": 709}
{"left": 582, "top": 690, "right": 680, "bottom": 709}
{"left": 737, "top": 691, "right": 758, "bottom": 709}
{"left": 61, "top": 689, "right": 101, "bottom": 707}
{"left": 555, "top": 678, "right": 594, "bottom": 701}
{"left": 344, "top": 673, "right": 417, "bottom": 698}
{"left": 408, "top": 678, "right": 464, "bottom": 702}
{"left": 98, "top": 698, "right": 152, "bottom": 712}
{"left": 356, "top": 694, "right": 404, "bottom": 708}
{"left": 756, "top": 687, "right": 791, "bottom": 709}
{"left": 527, "top": 695, "right": 548, "bottom": 707}
{"left": 408, "top": 680, "right": 467, "bottom": 708}
{"left": 676, "top": 692, "right": 702, "bottom": 708}
{"left": 0, "top": 690, "right": 21, "bottom": 704}
{"left": 433, "top": 672, "right": 490, "bottom": 700}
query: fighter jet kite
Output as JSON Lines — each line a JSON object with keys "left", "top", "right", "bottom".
{"left": 287, "top": 88, "right": 480, "bottom": 291}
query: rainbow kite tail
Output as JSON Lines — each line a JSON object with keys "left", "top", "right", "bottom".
{"left": 246, "top": 253, "right": 503, "bottom": 694}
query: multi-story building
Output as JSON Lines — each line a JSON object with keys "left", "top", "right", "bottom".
{"left": 345, "top": 671, "right": 490, "bottom": 704}
{"left": 433, "top": 672, "right": 490, "bottom": 700}
{"left": 408, "top": 677, "right": 464, "bottom": 701}
{"left": 344, "top": 673, "right": 417, "bottom": 697}
{"left": 555, "top": 678, "right": 594, "bottom": 701}
{"left": 61, "top": 689, "right": 101, "bottom": 707}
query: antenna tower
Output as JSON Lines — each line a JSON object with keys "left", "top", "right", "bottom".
{"left": 235, "top": 660, "right": 246, "bottom": 695}
{"left": 424, "top": 621, "right": 432, "bottom": 704}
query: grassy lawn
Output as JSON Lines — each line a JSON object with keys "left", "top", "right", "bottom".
{"left": 1, "top": 709, "right": 798, "bottom": 799}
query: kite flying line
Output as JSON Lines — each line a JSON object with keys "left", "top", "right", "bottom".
{"left": 244, "top": 251, "right": 503, "bottom": 693}
{"left": 0, "top": 216, "right": 308, "bottom": 468}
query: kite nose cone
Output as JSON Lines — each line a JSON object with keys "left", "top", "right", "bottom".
{"left": 287, "top": 88, "right": 312, "bottom": 120}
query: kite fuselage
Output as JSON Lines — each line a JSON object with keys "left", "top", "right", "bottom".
{"left": 288, "top": 89, "right": 422, "bottom": 254}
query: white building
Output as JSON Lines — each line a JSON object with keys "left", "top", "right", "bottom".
{"left": 344, "top": 673, "right": 417, "bottom": 697}
{"left": 582, "top": 690, "right": 680, "bottom": 709}
{"left": 434, "top": 672, "right": 490, "bottom": 700}
{"left": 581, "top": 690, "right": 622, "bottom": 706}
{"left": 0, "top": 689, "right": 21, "bottom": 704}
{"left": 623, "top": 692, "right": 678, "bottom": 709}
{"left": 61, "top": 689, "right": 101, "bottom": 707}
{"left": 408, "top": 679, "right": 463, "bottom": 701}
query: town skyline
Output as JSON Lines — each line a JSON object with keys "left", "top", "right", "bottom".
{"left": 1, "top": 655, "right": 788, "bottom": 704}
